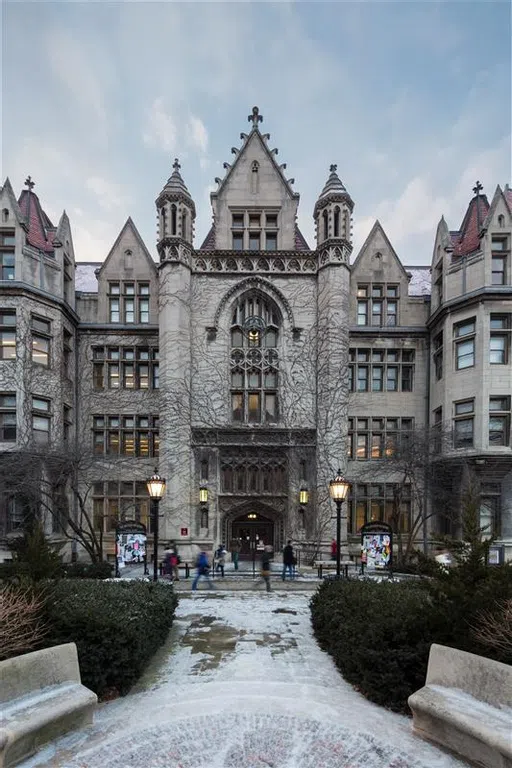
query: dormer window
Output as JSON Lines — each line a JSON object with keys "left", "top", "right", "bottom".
{"left": 231, "top": 209, "right": 279, "bottom": 250}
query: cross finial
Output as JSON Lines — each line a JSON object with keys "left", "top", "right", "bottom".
{"left": 473, "top": 180, "right": 483, "bottom": 196}
{"left": 248, "top": 106, "right": 263, "bottom": 128}
{"left": 25, "top": 175, "right": 35, "bottom": 191}
{"left": 172, "top": 158, "right": 181, "bottom": 172}
{"left": 330, "top": 164, "right": 337, "bottom": 173}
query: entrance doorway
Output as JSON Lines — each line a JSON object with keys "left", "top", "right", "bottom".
{"left": 231, "top": 511, "right": 274, "bottom": 560}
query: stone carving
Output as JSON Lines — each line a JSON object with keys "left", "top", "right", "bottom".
{"left": 193, "top": 252, "right": 320, "bottom": 275}
{"left": 213, "top": 277, "right": 295, "bottom": 328}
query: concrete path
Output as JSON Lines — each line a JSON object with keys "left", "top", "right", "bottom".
{"left": 23, "top": 591, "right": 468, "bottom": 768}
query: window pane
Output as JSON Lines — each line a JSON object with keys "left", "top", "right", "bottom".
{"left": 265, "top": 329, "right": 277, "bottom": 347}
{"left": 356, "top": 435, "right": 367, "bottom": 459}
{"left": 386, "top": 367, "right": 398, "bottom": 391}
{"left": 232, "top": 393, "right": 243, "bottom": 422}
{"left": 248, "top": 370, "right": 260, "bottom": 388}
{"left": 231, "top": 329, "right": 243, "bottom": 347}
{"left": 454, "top": 320, "right": 475, "bottom": 337}
{"left": 124, "top": 298, "right": 135, "bottom": 323}
{"left": 108, "top": 364, "right": 120, "bottom": 388}
{"left": 265, "top": 393, "right": 277, "bottom": 422}
{"left": 264, "top": 370, "right": 277, "bottom": 388}
{"left": 231, "top": 370, "right": 243, "bottom": 388}
{"left": 32, "top": 335, "right": 49, "bottom": 366}
{"left": 32, "top": 398, "right": 49, "bottom": 411}
{"left": 249, "top": 233, "right": 260, "bottom": 251}
{"left": 139, "top": 299, "right": 149, "bottom": 323}
{"left": 232, "top": 233, "right": 244, "bottom": 250}
{"left": 372, "top": 366, "right": 383, "bottom": 391}
{"left": 457, "top": 339, "right": 474, "bottom": 369}
{"left": 248, "top": 393, "right": 260, "bottom": 423}
{"left": 490, "top": 335, "right": 506, "bottom": 364}
{"left": 109, "top": 298, "right": 120, "bottom": 322}
{"left": 357, "top": 366, "right": 368, "bottom": 391}
{"left": 455, "top": 400, "right": 474, "bottom": 415}
{"left": 490, "top": 397, "right": 509, "bottom": 411}
{"left": 357, "top": 301, "right": 368, "bottom": 325}
{"left": 454, "top": 418, "right": 473, "bottom": 447}
{"left": 265, "top": 233, "right": 277, "bottom": 251}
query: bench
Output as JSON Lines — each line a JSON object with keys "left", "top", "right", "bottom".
{"left": 408, "top": 643, "right": 512, "bottom": 768}
{"left": 315, "top": 560, "right": 353, "bottom": 579}
{"left": 0, "top": 642, "right": 97, "bottom": 768}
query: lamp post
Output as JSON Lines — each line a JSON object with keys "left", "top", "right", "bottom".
{"left": 199, "top": 484, "right": 208, "bottom": 529}
{"left": 147, "top": 469, "right": 166, "bottom": 582}
{"left": 329, "top": 469, "right": 350, "bottom": 578}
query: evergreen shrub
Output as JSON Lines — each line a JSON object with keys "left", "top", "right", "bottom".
{"left": 311, "top": 579, "right": 435, "bottom": 712}
{"left": 42, "top": 580, "right": 178, "bottom": 699}
{"left": 311, "top": 567, "right": 512, "bottom": 713}
{"left": 62, "top": 561, "right": 113, "bottom": 580}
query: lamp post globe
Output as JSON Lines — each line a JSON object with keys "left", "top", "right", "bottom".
{"left": 146, "top": 469, "right": 166, "bottom": 582}
{"left": 329, "top": 470, "right": 350, "bottom": 578}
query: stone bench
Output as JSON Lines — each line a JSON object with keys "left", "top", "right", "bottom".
{"left": 0, "top": 642, "right": 97, "bottom": 768}
{"left": 408, "top": 643, "right": 512, "bottom": 768}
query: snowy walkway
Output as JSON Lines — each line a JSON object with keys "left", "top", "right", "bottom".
{"left": 24, "top": 591, "right": 467, "bottom": 768}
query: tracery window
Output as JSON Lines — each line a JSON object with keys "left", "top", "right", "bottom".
{"left": 230, "top": 293, "right": 280, "bottom": 424}
{"left": 221, "top": 452, "right": 287, "bottom": 494}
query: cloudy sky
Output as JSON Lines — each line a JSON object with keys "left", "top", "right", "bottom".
{"left": 2, "top": 1, "right": 510, "bottom": 265}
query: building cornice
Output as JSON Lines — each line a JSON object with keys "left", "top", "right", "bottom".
{"left": 349, "top": 326, "right": 429, "bottom": 337}
{"left": 78, "top": 324, "right": 159, "bottom": 334}
{"left": 0, "top": 280, "right": 79, "bottom": 324}
{"left": 427, "top": 285, "right": 512, "bottom": 328}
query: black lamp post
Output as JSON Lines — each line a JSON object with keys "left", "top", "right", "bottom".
{"left": 329, "top": 469, "right": 350, "bottom": 578}
{"left": 199, "top": 484, "right": 208, "bottom": 528}
{"left": 146, "top": 469, "right": 166, "bottom": 582}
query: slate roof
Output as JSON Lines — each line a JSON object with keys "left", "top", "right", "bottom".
{"left": 18, "top": 189, "right": 56, "bottom": 253}
{"left": 76, "top": 262, "right": 101, "bottom": 292}
{"left": 405, "top": 267, "right": 431, "bottom": 297}
{"left": 505, "top": 184, "right": 512, "bottom": 214}
{"left": 450, "top": 193, "right": 489, "bottom": 257}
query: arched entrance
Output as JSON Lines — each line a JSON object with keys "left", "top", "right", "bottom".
{"left": 231, "top": 511, "right": 274, "bottom": 560}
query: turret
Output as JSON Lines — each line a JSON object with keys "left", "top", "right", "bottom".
{"left": 156, "top": 159, "right": 195, "bottom": 261}
{"left": 314, "top": 165, "right": 354, "bottom": 249}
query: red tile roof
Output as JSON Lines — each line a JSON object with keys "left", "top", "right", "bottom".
{"left": 18, "top": 189, "right": 56, "bottom": 254}
{"left": 294, "top": 226, "right": 310, "bottom": 251}
{"left": 450, "top": 193, "right": 489, "bottom": 257}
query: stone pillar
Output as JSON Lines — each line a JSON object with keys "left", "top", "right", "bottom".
{"left": 315, "top": 246, "right": 351, "bottom": 554}
{"left": 158, "top": 247, "right": 193, "bottom": 544}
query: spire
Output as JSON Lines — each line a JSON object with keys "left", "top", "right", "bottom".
{"left": 314, "top": 164, "right": 354, "bottom": 219}
{"left": 156, "top": 157, "right": 196, "bottom": 216}
{"left": 318, "top": 164, "right": 348, "bottom": 199}
{"left": 473, "top": 180, "right": 483, "bottom": 231}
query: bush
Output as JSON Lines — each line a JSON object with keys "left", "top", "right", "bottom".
{"left": 41, "top": 580, "right": 178, "bottom": 699}
{"left": 311, "top": 579, "right": 436, "bottom": 712}
{"left": 0, "top": 584, "right": 48, "bottom": 660}
{"left": 8, "top": 523, "right": 64, "bottom": 581}
{"left": 311, "top": 565, "right": 512, "bottom": 713}
{"left": 62, "top": 561, "right": 113, "bottom": 580}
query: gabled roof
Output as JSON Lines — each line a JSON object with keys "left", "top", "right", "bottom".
{"left": 96, "top": 217, "right": 157, "bottom": 277}
{"left": 351, "top": 220, "right": 410, "bottom": 281}
{"left": 18, "top": 187, "right": 56, "bottom": 253}
{"left": 198, "top": 223, "right": 310, "bottom": 251}
{"left": 0, "top": 178, "right": 27, "bottom": 228}
{"left": 505, "top": 184, "right": 512, "bottom": 214}
{"left": 211, "top": 109, "right": 299, "bottom": 202}
{"left": 449, "top": 190, "right": 489, "bottom": 257}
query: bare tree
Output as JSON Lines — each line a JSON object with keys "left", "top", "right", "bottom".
{"left": 0, "top": 585, "right": 48, "bottom": 661}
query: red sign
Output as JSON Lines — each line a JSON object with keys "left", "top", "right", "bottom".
{"left": 180, "top": 528, "right": 188, "bottom": 536}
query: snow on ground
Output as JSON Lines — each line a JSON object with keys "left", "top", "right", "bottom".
{"left": 23, "top": 591, "right": 468, "bottom": 768}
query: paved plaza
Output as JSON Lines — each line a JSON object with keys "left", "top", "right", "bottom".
{"left": 23, "top": 590, "right": 468, "bottom": 768}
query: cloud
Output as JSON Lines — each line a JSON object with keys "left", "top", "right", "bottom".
{"left": 187, "top": 116, "right": 208, "bottom": 154}
{"left": 85, "top": 177, "right": 132, "bottom": 213}
{"left": 143, "top": 98, "right": 177, "bottom": 153}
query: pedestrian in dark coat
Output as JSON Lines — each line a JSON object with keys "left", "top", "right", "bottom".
{"left": 282, "top": 540, "right": 295, "bottom": 581}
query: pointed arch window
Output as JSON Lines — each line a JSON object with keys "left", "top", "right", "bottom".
{"left": 230, "top": 293, "right": 280, "bottom": 424}
{"left": 171, "top": 204, "right": 177, "bottom": 236}
{"left": 181, "top": 210, "right": 187, "bottom": 240}
{"left": 334, "top": 206, "right": 340, "bottom": 238}
{"left": 322, "top": 210, "right": 328, "bottom": 241}
{"left": 251, "top": 161, "right": 260, "bottom": 194}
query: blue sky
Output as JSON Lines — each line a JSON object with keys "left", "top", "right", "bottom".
{"left": 2, "top": 1, "right": 510, "bottom": 265}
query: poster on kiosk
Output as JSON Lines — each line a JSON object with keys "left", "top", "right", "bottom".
{"left": 360, "top": 521, "right": 393, "bottom": 571}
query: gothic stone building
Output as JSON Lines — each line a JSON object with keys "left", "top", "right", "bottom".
{"left": 0, "top": 108, "right": 511, "bottom": 563}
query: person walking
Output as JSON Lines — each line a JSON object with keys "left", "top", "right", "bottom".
{"left": 215, "top": 544, "right": 226, "bottom": 577}
{"left": 282, "top": 540, "right": 295, "bottom": 581}
{"left": 331, "top": 539, "right": 337, "bottom": 561}
{"left": 170, "top": 544, "right": 180, "bottom": 581}
{"left": 192, "top": 550, "right": 215, "bottom": 591}
{"left": 255, "top": 545, "right": 272, "bottom": 592}
{"left": 162, "top": 549, "right": 173, "bottom": 580}
{"left": 230, "top": 537, "right": 241, "bottom": 571}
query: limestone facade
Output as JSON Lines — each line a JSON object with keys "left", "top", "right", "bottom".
{"left": 0, "top": 112, "right": 511, "bottom": 563}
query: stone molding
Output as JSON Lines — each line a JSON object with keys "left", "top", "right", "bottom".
{"left": 194, "top": 251, "right": 317, "bottom": 275}
{"left": 191, "top": 427, "right": 316, "bottom": 447}
{"left": 213, "top": 276, "right": 296, "bottom": 329}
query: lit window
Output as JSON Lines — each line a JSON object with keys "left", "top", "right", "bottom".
{"left": 0, "top": 310, "right": 16, "bottom": 359}
{"left": 31, "top": 316, "right": 51, "bottom": 367}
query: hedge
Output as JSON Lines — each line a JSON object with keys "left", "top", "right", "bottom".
{"left": 311, "top": 567, "right": 512, "bottom": 713}
{"left": 0, "top": 560, "right": 113, "bottom": 583}
{"left": 41, "top": 580, "right": 178, "bottom": 699}
{"left": 61, "top": 561, "right": 113, "bottom": 580}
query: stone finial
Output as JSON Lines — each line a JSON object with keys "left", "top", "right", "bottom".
{"left": 231, "top": 147, "right": 239, "bottom": 155}
{"left": 330, "top": 164, "right": 337, "bottom": 173}
{"left": 248, "top": 106, "right": 263, "bottom": 128}
{"left": 172, "top": 158, "right": 181, "bottom": 172}
{"left": 223, "top": 162, "right": 231, "bottom": 170}
{"left": 473, "top": 180, "right": 483, "bottom": 196}
{"left": 24, "top": 175, "right": 35, "bottom": 191}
